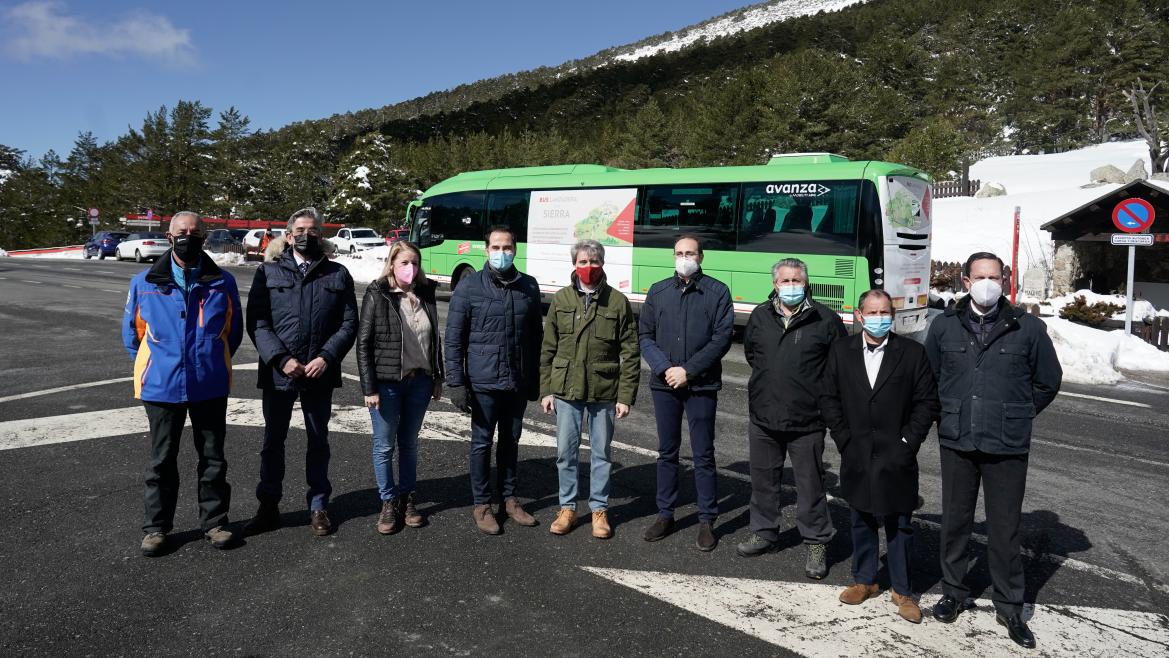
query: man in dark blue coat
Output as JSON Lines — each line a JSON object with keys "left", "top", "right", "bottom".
{"left": 926, "top": 252, "right": 1062, "bottom": 649}
{"left": 638, "top": 235, "right": 734, "bottom": 551}
{"left": 244, "top": 208, "right": 358, "bottom": 537}
{"left": 444, "top": 225, "right": 544, "bottom": 535}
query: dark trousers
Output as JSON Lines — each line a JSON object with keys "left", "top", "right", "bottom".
{"left": 469, "top": 390, "right": 526, "bottom": 505}
{"left": 256, "top": 387, "right": 335, "bottom": 511}
{"left": 142, "top": 397, "right": 231, "bottom": 533}
{"left": 851, "top": 508, "right": 914, "bottom": 596}
{"left": 748, "top": 424, "right": 834, "bottom": 544}
{"left": 651, "top": 388, "right": 718, "bottom": 522}
{"left": 940, "top": 446, "right": 1029, "bottom": 615}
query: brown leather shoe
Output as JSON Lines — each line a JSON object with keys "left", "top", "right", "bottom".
{"left": 504, "top": 497, "right": 537, "bottom": 527}
{"left": 402, "top": 494, "right": 425, "bottom": 528}
{"left": 472, "top": 504, "right": 501, "bottom": 535}
{"left": 376, "top": 500, "right": 398, "bottom": 535}
{"left": 310, "top": 509, "right": 332, "bottom": 536}
{"left": 591, "top": 510, "right": 613, "bottom": 539}
{"left": 550, "top": 508, "right": 576, "bottom": 535}
{"left": 891, "top": 592, "right": 923, "bottom": 623}
{"left": 839, "top": 583, "right": 879, "bottom": 605}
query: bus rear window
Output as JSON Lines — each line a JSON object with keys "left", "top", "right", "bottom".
{"left": 737, "top": 181, "right": 859, "bottom": 256}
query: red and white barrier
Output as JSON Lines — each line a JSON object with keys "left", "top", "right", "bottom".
{"left": 5, "top": 245, "right": 84, "bottom": 257}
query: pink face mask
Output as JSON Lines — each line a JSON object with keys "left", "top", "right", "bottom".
{"left": 394, "top": 262, "right": 418, "bottom": 286}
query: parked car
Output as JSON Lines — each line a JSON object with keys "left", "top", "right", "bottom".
{"left": 115, "top": 232, "right": 169, "bottom": 262}
{"left": 228, "top": 229, "right": 251, "bottom": 243}
{"left": 331, "top": 227, "right": 384, "bottom": 253}
{"left": 384, "top": 228, "right": 410, "bottom": 245}
{"left": 205, "top": 228, "right": 243, "bottom": 253}
{"left": 84, "top": 231, "right": 130, "bottom": 259}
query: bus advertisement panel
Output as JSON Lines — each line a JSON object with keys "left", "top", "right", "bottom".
{"left": 526, "top": 188, "right": 636, "bottom": 294}
{"left": 881, "top": 175, "right": 932, "bottom": 334}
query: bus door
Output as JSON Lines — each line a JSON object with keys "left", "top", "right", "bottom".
{"left": 878, "top": 175, "right": 932, "bottom": 334}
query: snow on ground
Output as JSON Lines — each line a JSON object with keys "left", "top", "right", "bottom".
{"left": 931, "top": 140, "right": 1154, "bottom": 272}
{"left": 613, "top": 0, "right": 864, "bottom": 63}
{"left": 0, "top": 248, "right": 8, "bottom": 257}
{"left": 333, "top": 245, "right": 389, "bottom": 283}
{"left": 1044, "top": 317, "right": 1169, "bottom": 384}
{"left": 207, "top": 252, "right": 245, "bottom": 267}
{"left": 1041, "top": 289, "right": 1160, "bottom": 322}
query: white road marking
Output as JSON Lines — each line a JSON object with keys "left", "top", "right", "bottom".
{"left": 22, "top": 280, "right": 42, "bottom": 284}
{"left": 0, "top": 363, "right": 258, "bottom": 404}
{"left": 1032, "top": 437, "right": 1169, "bottom": 469}
{"left": 1059, "top": 391, "right": 1151, "bottom": 408}
{"left": 101, "top": 289, "right": 122, "bottom": 293}
{"left": 583, "top": 567, "right": 1169, "bottom": 658}
{"left": 63, "top": 284, "right": 82, "bottom": 289}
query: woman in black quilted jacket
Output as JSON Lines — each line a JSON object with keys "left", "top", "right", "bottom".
{"left": 357, "top": 241, "right": 444, "bottom": 535}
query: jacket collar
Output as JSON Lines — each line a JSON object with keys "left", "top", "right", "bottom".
{"left": 145, "top": 250, "right": 223, "bottom": 287}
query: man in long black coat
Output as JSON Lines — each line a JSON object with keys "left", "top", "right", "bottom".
{"left": 821, "top": 289, "right": 938, "bottom": 624}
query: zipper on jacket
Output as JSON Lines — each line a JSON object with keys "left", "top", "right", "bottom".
{"left": 198, "top": 297, "right": 205, "bottom": 328}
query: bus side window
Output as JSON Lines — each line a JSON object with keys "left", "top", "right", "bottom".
{"left": 636, "top": 184, "right": 737, "bottom": 250}
{"left": 487, "top": 190, "right": 530, "bottom": 240}
{"left": 736, "top": 182, "right": 857, "bottom": 256}
{"left": 428, "top": 192, "right": 486, "bottom": 243}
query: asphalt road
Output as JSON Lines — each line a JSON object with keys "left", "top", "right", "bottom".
{"left": 1, "top": 256, "right": 1167, "bottom": 657}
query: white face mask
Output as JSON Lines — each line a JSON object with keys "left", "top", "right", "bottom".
{"left": 675, "top": 256, "right": 699, "bottom": 278}
{"left": 969, "top": 278, "right": 1003, "bottom": 307}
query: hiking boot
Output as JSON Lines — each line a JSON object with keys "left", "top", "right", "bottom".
{"left": 472, "top": 504, "right": 501, "bottom": 535}
{"left": 503, "top": 497, "right": 537, "bottom": 527}
{"left": 204, "top": 526, "right": 235, "bottom": 549}
{"left": 140, "top": 531, "right": 166, "bottom": 557}
{"left": 642, "top": 515, "right": 674, "bottom": 542}
{"left": 839, "top": 583, "right": 880, "bottom": 605}
{"left": 244, "top": 502, "right": 281, "bottom": 535}
{"left": 310, "top": 509, "right": 333, "bottom": 536}
{"left": 696, "top": 522, "right": 717, "bottom": 552}
{"left": 550, "top": 507, "right": 576, "bottom": 535}
{"left": 591, "top": 511, "right": 613, "bottom": 539}
{"left": 402, "top": 493, "right": 425, "bottom": 528}
{"left": 805, "top": 542, "right": 829, "bottom": 579}
{"left": 376, "top": 500, "right": 399, "bottom": 535}
{"left": 891, "top": 592, "right": 923, "bottom": 624}
{"left": 735, "top": 534, "right": 777, "bottom": 558}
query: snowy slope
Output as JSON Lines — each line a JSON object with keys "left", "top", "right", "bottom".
{"left": 613, "top": 0, "right": 866, "bottom": 63}
{"left": 931, "top": 141, "right": 1155, "bottom": 273}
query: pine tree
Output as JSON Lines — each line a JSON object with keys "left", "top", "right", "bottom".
{"left": 326, "top": 132, "right": 419, "bottom": 228}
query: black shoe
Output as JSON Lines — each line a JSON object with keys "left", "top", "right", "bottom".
{"left": 643, "top": 516, "right": 675, "bottom": 542}
{"left": 244, "top": 502, "right": 281, "bottom": 535}
{"left": 735, "top": 534, "right": 777, "bottom": 558}
{"left": 696, "top": 522, "right": 717, "bottom": 552}
{"left": 932, "top": 596, "right": 974, "bottom": 623}
{"left": 997, "top": 612, "right": 1036, "bottom": 649}
{"left": 804, "top": 542, "right": 828, "bottom": 579}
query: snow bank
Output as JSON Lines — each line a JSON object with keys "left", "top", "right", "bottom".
{"left": 0, "top": 248, "right": 8, "bottom": 257}
{"left": 931, "top": 140, "right": 1153, "bottom": 274}
{"left": 208, "top": 252, "right": 245, "bottom": 267}
{"left": 1044, "top": 289, "right": 1160, "bottom": 322}
{"left": 1043, "top": 317, "right": 1169, "bottom": 384}
{"left": 334, "top": 245, "right": 389, "bottom": 283}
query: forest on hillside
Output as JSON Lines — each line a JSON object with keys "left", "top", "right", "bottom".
{"left": 2, "top": 0, "right": 1168, "bottom": 249}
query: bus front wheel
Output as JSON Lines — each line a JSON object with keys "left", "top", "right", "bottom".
{"left": 450, "top": 265, "right": 473, "bottom": 292}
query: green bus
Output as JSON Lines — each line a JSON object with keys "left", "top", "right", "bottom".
{"left": 408, "top": 153, "right": 933, "bottom": 333}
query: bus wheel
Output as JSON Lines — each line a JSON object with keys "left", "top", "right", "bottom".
{"left": 450, "top": 265, "right": 472, "bottom": 292}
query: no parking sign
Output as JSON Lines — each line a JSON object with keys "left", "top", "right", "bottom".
{"left": 1112, "top": 198, "right": 1155, "bottom": 233}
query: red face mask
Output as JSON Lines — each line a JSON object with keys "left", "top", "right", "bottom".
{"left": 576, "top": 264, "right": 603, "bottom": 287}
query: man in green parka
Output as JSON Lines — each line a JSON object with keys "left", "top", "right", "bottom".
{"left": 539, "top": 239, "right": 640, "bottom": 539}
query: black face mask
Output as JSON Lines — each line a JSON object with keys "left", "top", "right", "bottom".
{"left": 172, "top": 235, "right": 204, "bottom": 263}
{"left": 294, "top": 234, "right": 322, "bottom": 259}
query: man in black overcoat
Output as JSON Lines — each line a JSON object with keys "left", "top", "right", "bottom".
{"left": 821, "top": 289, "right": 938, "bottom": 624}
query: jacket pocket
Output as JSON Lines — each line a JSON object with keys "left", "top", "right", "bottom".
{"left": 938, "top": 396, "right": 962, "bottom": 439}
{"left": 591, "top": 361, "right": 620, "bottom": 400}
{"left": 594, "top": 310, "right": 618, "bottom": 341}
{"left": 550, "top": 356, "right": 571, "bottom": 396}
{"left": 468, "top": 345, "right": 501, "bottom": 383}
{"left": 556, "top": 309, "right": 575, "bottom": 336}
{"left": 1001, "top": 401, "right": 1035, "bottom": 449}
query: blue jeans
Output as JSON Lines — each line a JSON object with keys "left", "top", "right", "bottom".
{"left": 257, "top": 388, "right": 333, "bottom": 511}
{"left": 369, "top": 374, "right": 433, "bottom": 501}
{"left": 554, "top": 398, "right": 615, "bottom": 512}
{"left": 469, "top": 390, "right": 527, "bottom": 505}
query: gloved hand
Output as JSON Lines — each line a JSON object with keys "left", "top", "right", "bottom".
{"left": 447, "top": 385, "right": 471, "bottom": 413}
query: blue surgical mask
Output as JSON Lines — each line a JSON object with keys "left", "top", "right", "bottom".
{"left": 861, "top": 316, "right": 893, "bottom": 338}
{"left": 487, "top": 251, "right": 514, "bottom": 270}
{"left": 777, "top": 284, "right": 805, "bottom": 306}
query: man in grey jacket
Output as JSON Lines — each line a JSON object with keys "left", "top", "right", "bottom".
{"left": 925, "top": 252, "right": 1062, "bottom": 649}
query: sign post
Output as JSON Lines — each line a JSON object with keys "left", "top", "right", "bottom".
{"left": 1111, "top": 198, "right": 1156, "bottom": 336}
{"left": 87, "top": 207, "right": 100, "bottom": 235}
{"left": 1010, "top": 206, "right": 1020, "bottom": 304}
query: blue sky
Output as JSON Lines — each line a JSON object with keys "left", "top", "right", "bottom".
{"left": 1, "top": 0, "right": 752, "bottom": 161}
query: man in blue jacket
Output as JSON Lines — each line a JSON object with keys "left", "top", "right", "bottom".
{"left": 123, "top": 211, "right": 243, "bottom": 557}
{"left": 444, "top": 225, "right": 544, "bottom": 535}
{"left": 244, "top": 208, "right": 358, "bottom": 537}
{"left": 926, "top": 252, "right": 1062, "bottom": 649}
{"left": 638, "top": 235, "right": 734, "bottom": 551}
